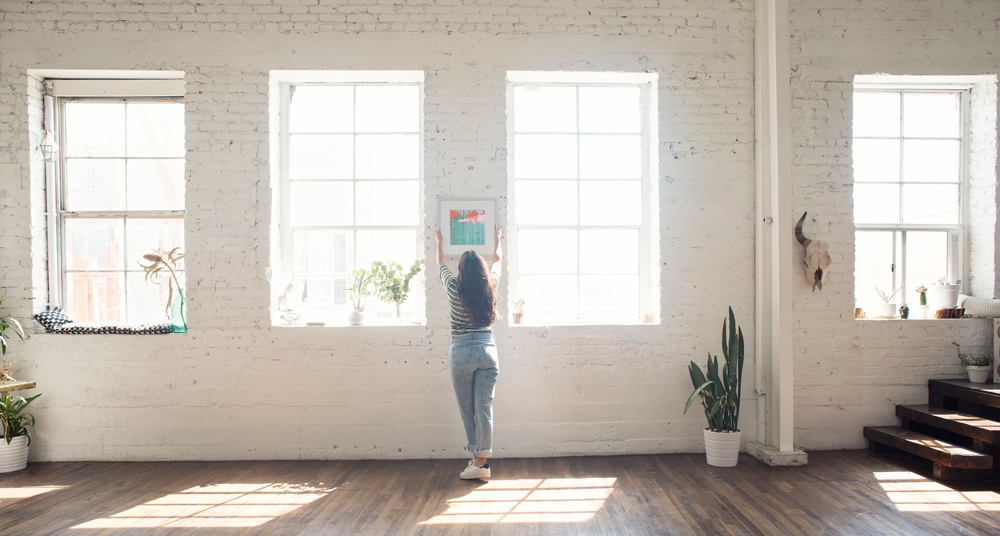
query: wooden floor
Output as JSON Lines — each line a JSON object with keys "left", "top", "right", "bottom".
{"left": 2, "top": 450, "right": 1000, "bottom": 535}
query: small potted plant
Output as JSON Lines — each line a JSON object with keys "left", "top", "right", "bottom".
{"left": 870, "top": 284, "right": 902, "bottom": 319}
{"left": 370, "top": 260, "right": 425, "bottom": 321}
{"left": 347, "top": 268, "right": 374, "bottom": 326}
{"left": 510, "top": 298, "right": 525, "bottom": 324}
{"left": 0, "top": 390, "right": 41, "bottom": 473}
{"left": 910, "top": 285, "right": 930, "bottom": 319}
{"left": 684, "top": 307, "right": 744, "bottom": 467}
{"left": 954, "top": 342, "right": 992, "bottom": 383}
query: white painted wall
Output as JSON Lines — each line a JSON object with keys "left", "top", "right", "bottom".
{"left": 789, "top": 0, "right": 1000, "bottom": 449}
{"left": 0, "top": 1, "right": 758, "bottom": 461}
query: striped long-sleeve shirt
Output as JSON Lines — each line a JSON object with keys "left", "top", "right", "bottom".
{"left": 440, "top": 263, "right": 501, "bottom": 337}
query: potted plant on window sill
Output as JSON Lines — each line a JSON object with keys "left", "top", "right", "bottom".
{"left": 139, "top": 247, "right": 186, "bottom": 333}
{"left": 370, "top": 260, "right": 424, "bottom": 322}
{"left": 954, "top": 342, "right": 992, "bottom": 383}
{"left": 684, "top": 307, "right": 744, "bottom": 467}
{"left": 910, "top": 285, "right": 930, "bottom": 319}
{"left": 510, "top": 298, "right": 525, "bottom": 325}
{"left": 348, "top": 268, "right": 374, "bottom": 326}
{"left": 869, "top": 284, "right": 902, "bottom": 319}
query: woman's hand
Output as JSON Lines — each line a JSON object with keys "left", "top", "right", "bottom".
{"left": 434, "top": 230, "right": 443, "bottom": 245}
{"left": 494, "top": 226, "right": 503, "bottom": 243}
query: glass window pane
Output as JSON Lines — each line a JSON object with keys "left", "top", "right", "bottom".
{"left": 514, "top": 134, "right": 577, "bottom": 179}
{"left": 64, "top": 102, "right": 125, "bottom": 157}
{"left": 518, "top": 275, "right": 578, "bottom": 322}
{"left": 904, "top": 232, "right": 948, "bottom": 306}
{"left": 127, "top": 272, "right": 173, "bottom": 324}
{"left": 903, "top": 93, "right": 961, "bottom": 138}
{"left": 579, "top": 87, "right": 641, "bottom": 133}
{"left": 902, "top": 139, "right": 960, "bottom": 183}
{"left": 580, "top": 230, "right": 638, "bottom": 274}
{"left": 65, "top": 272, "right": 125, "bottom": 323}
{"left": 126, "top": 218, "right": 184, "bottom": 271}
{"left": 852, "top": 139, "right": 900, "bottom": 183}
{"left": 126, "top": 159, "right": 185, "bottom": 210}
{"left": 579, "top": 135, "right": 641, "bottom": 179}
{"left": 902, "top": 184, "right": 959, "bottom": 224}
{"left": 581, "top": 275, "right": 638, "bottom": 322}
{"left": 514, "top": 181, "right": 577, "bottom": 225}
{"left": 64, "top": 159, "right": 125, "bottom": 211}
{"left": 294, "top": 230, "right": 353, "bottom": 274}
{"left": 356, "top": 180, "right": 419, "bottom": 226}
{"left": 853, "top": 92, "right": 900, "bottom": 138}
{"left": 513, "top": 86, "right": 576, "bottom": 133}
{"left": 65, "top": 218, "right": 124, "bottom": 270}
{"left": 855, "top": 231, "right": 894, "bottom": 309}
{"left": 126, "top": 102, "right": 185, "bottom": 158}
{"left": 854, "top": 183, "right": 900, "bottom": 224}
{"left": 518, "top": 229, "right": 577, "bottom": 274}
{"left": 290, "top": 182, "right": 353, "bottom": 226}
{"left": 356, "top": 230, "right": 417, "bottom": 270}
{"left": 290, "top": 135, "right": 353, "bottom": 180}
{"left": 356, "top": 86, "right": 420, "bottom": 133}
{"left": 356, "top": 134, "right": 419, "bottom": 179}
{"left": 297, "top": 277, "right": 346, "bottom": 306}
{"left": 290, "top": 85, "right": 353, "bottom": 133}
{"left": 580, "top": 181, "right": 641, "bottom": 225}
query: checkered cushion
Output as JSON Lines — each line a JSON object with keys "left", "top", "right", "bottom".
{"left": 33, "top": 308, "right": 72, "bottom": 331}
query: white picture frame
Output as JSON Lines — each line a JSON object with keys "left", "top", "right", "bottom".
{"left": 440, "top": 198, "right": 496, "bottom": 256}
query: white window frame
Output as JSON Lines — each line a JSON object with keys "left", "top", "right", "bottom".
{"left": 46, "top": 79, "right": 186, "bottom": 323}
{"left": 506, "top": 71, "right": 659, "bottom": 325}
{"left": 271, "top": 71, "right": 426, "bottom": 325}
{"left": 853, "top": 83, "right": 970, "bottom": 305}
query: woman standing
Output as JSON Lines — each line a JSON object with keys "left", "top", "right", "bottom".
{"left": 434, "top": 227, "right": 503, "bottom": 480}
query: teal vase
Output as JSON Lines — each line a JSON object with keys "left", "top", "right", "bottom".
{"left": 171, "top": 288, "right": 188, "bottom": 333}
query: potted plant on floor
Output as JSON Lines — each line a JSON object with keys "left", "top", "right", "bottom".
{"left": 684, "top": 307, "right": 744, "bottom": 467}
{"left": 870, "top": 284, "right": 902, "bottom": 319}
{"left": 954, "top": 342, "right": 992, "bottom": 383}
{"left": 510, "top": 298, "right": 525, "bottom": 324}
{"left": 370, "top": 260, "right": 425, "bottom": 321}
{"left": 348, "top": 268, "right": 374, "bottom": 326}
{"left": 0, "top": 391, "right": 41, "bottom": 473}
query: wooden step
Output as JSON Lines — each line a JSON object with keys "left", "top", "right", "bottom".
{"left": 897, "top": 405, "right": 1000, "bottom": 444}
{"left": 929, "top": 379, "right": 1000, "bottom": 410}
{"left": 864, "top": 426, "right": 993, "bottom": 480}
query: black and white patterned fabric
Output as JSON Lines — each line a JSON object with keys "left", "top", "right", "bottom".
{"left": 33, "top": 308, "right": 72, "bottom": 331}
{"left": 34, "top": 308, "right": 172, "bottom": 334}
{"left": 51, "top": 322, "right": 173, "bottom": 335}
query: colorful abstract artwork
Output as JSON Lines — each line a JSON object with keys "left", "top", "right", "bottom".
{"left": 440, "top": 199, "right": 496, "bottom": 255}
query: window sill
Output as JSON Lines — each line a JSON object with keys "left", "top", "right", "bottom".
{"left": 855, "top": 317, "right": 986, "bottom": 322}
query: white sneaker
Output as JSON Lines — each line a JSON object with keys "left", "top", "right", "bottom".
{"left": 459, "top": 460, "right": 490, "bottom": 480}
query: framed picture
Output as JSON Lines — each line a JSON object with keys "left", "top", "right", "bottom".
{"left": 440, "top": 198, "right": 496, "bottom": 256}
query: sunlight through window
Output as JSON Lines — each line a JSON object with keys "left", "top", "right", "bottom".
{"left": 71, "top": 483, "right": 334, "bottom": 529}
{"left": 0, "top": 486, "right": 66, "bottom": 507}
{"left": 874, "top": 471, "right": 1000, "bottom": 512}
{"left": 421, "top": 477, "right": 616, "bottom": 524}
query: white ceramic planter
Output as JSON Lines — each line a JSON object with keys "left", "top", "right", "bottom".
{"left": 909, "top": 304, "right": 930, "bottom": 319}
{"left": 868, "top": 303, "right": 898, "bottom": 319}
{"left": 0, "top": 436, "right": 29, "bottom": 473}
{"left": 704, "top": 429, "right": 741, "bottom": 467}
{"left": 348, "top": 311, "right": 365, "bottom": 326}
{"left": 967, "top": 365, "right": 991, "bottom": 383}
{"left": 928, "top": 285, "right": 960, "bottom": 310}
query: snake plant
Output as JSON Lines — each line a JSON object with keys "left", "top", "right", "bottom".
{"left": 684, "top": 307, "right": 745, "bottom": 432}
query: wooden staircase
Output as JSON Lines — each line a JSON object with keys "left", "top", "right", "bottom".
{"left": 864, "top": 379, "right": 1000, "bottom": 480}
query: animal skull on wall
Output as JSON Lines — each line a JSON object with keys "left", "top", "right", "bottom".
{"left": 796, "top": 212, "right": 831, "bottom": 292}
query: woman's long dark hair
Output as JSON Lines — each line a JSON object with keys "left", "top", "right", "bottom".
{"left": 457, "top": 251, "right": 498, "bottom": 327}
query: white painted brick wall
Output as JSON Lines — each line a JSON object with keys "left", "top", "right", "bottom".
{"left": 0, "top": 0, "right": 757, "bottom": 461}
{"left": 790, "top": 0, "right": 1000, "bottom": 450}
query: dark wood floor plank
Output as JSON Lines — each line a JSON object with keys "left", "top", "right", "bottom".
{"left": 3, "top": 451, "right": 1000, "bottom": 535}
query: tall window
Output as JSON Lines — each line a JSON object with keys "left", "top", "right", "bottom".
{"left": 275, "top": 72, "right": 424, "bottom": 324}
{"left": 52, "top": 80, "right": 185, "bottom": 323}
{"left": 853, "top": 87, "right": 966, "bottom": 308}
{"left": 507, "top": 72, "right": 657, "bottom": 324}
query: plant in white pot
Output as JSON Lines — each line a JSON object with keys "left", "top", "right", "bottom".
{"left": 0, "top": 391, "right": 41, "bottom": 473}
{"left": 870, "top": 284, "right": 903, "bottom": 319}
{"left": 954, "top": 342, "right": 992, "bottom": 383}
{"left": 347, "top": 268, "right": 374, "bottom": 326}
{"left": 910, "top": 285, "right": 930, "bottom": 319}
{"left": 684, "top": 307, "right": 744, "bottom": 467}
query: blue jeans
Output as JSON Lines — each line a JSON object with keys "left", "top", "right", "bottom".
{"left": 450, "top": 331, "right": 499, "bottom": 458}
